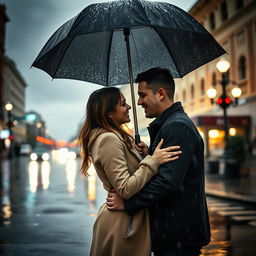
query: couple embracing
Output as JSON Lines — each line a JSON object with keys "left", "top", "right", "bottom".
{"left": 79, "top": 68, "right": 210, "bottom": 256}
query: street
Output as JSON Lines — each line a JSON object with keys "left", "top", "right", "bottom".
{"left": 0, "top": 153, "right": 256, "bottom": 256}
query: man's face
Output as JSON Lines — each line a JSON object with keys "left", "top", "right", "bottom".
{"left": 137, "top": 81, "right": 161, "bottom": 118}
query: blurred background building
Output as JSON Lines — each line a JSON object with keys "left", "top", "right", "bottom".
{"left": 2, "top": 56, "right": 27, "bottom": 152}
{"left": 0, "top": 4, "right": 54, "bottom": 157}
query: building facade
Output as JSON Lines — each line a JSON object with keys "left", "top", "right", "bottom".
{"left": 0, "top": 4, "right": 8, "bottom": 156}
{"left": 174, "top": 0, "right": 256, "bottom": 156}
{"left": 0, "top": 4, "right": 8, "bottom": 122}
{"left": 2, "top": 56, "right": 27, "bottom": 147}
{"left": 121, "top": 0, "right": 256, "bottom": 157}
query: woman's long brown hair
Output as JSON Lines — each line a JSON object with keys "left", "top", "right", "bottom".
{"left": 79, "top": 87, "right": 134, "bottom": 176}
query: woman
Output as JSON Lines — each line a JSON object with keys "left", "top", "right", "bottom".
{"left": 79, "top": 87, "right": 181, "bottom": 256}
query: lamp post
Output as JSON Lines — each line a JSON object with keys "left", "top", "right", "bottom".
{"left": 207, "top": 58, "right": 242, "bottom": 177}
{"left": 5, "top": 102, "right": 14, "bottom": 158}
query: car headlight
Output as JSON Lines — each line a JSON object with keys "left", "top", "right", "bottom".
{"left": 42, "top": 153, "right": 49, "bottom": 161}
{"left": 68, "top": 151, "right": 76, "bottom": 160}
{"left": 30, "top": 153, "right": 38, "bottom": 161}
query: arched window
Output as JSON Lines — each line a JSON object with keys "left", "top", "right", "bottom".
{"left": 221, "top": 1, "right": 228, "bottom": 21}
{"left": 239, "top": 56, "right": 246, "bottom": 79}
{"left": 209, "top": 12, "right": 215, "bottom": 30}
{"left": 190, "top": 84, "right": 195, "bottom": 99}
{"left": 236, "top": 0, "right": 244, "bottom": 9}
{"left": 212, "top": 72, "right": 217, "bottom": 86}
{"left": 200, "top": 79, "right": 205, "bottom": 96}
{"left": 182, "top": 89, "right": 186, "bottom": 103}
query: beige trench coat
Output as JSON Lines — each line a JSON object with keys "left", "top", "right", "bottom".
{"left": 89, "top": 129, "right": 159, "bottom": 256}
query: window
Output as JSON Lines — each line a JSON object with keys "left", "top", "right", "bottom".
{"left": 209, "top": 12, "right": 216, "bottom": 30}
{"left": 212, "top": 72, "right": 217, "bottom": 86}
{"left": 221, "top": 1, "right": 228, "bottom": 21}
{"left": 236, "top": 0, "right": 244, "bottom": 9}
{"left": 190, "top": 84, "right": 195, "bottom": 99}
{"left": 239, "top": 56, "right": 246, "bottom": 79}
{"left": 200, "top": 79, "right": 205, "bottom": 96}
{"left": 182, "top": 89, "right": 186, "bottom": 103}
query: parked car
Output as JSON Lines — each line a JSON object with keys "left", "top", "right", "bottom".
{"left": 30, "top": 145, "right": 50, "bottom": 161}
{"left": 20, "top": 144, "right": 32, "bottom": 155}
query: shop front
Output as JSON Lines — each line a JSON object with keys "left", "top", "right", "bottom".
{"left": 192, "top": 115, "right": 251, "bottom": 157}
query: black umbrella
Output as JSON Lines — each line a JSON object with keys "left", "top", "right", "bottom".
{"left": 32, "top": 0, "right": 226, "bottom": 143}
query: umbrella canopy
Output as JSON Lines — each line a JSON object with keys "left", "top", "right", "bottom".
{"left": 32, "top": 0, "right": 226, "bottom": 143}
{"left": 32, "top": 0, "right": 226, "bottom": 85}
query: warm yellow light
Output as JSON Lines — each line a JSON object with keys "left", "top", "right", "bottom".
{"left": 229, "top": 128, "right": 236, "bottom": 136}
{"left": 41, "top": 161, "right": 51, "bottom": 190}
{"left": 208, "top": 129, "right": 220, "bottom": 139}
{"left": 231, "top": 87, "right": 242, "bottom": 98}
{"left": 5, "top": 102, "right": 13, "bottom": 111}
{"left": 216, "top": 58, "right": 230, "bottom": 73}
{"left": 207, "top": 88, "right": 217, "bottom": 99}
{"left": 199, "top": 131, "right": 204, "bottom": 139}
{"left": 36, "top": 122, "right": 42, "bottom": 128}
{"left": 68, "top": 151, "right": 76, "bottom": 160}
{"left": 66, "top": 160, "right": 77, "bottom": 193}
{"left": 28, "top": 161, "right": 39, "bottom": 192}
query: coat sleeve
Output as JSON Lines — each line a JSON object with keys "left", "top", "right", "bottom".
{"left": 124, "top": 124, "right": 197, "bottom": 214}
{"left": 94, "top": 133, "right": 160, "bottom": 200}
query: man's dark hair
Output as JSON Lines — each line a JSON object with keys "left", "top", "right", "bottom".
{"left": 135, "top": 67, "right": 175, "bottom": 100}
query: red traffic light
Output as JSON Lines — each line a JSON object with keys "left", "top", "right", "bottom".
{"left": 216, "top": 97, "right": 232, "bottom": 108}
{"left": 225, "top": 97, "right": 232, "bottom": 104}
{"left": 216, "top": 98, "right": 223, "bottom": 104}
{"left": 9, "top": 135, "right": 14, "bottom": 140}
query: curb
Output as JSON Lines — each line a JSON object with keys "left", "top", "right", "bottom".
{"left": 206, "top": 189, "right": 256, "bottom": 206}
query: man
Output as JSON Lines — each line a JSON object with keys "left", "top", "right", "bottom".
{"left": 107, "top": 68, "right": 211, "bottom": 256}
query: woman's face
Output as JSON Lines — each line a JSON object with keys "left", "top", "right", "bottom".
{"left": 109, "top": 93, "right": 131, "bottom": 125}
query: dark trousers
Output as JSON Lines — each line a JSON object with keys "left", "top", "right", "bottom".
{"left": 154, "top": 247, "right": 201, "bottom": 256}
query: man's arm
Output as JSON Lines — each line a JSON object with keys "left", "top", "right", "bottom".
{"left": 123, "top": 124, "right": 196, "bottom": 215}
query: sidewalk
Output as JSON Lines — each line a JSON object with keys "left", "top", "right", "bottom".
{"left": 205, "top": 156, "right": 256, "bottom": 205}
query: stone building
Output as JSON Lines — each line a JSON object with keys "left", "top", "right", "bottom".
{"left": 174, "top": 0, "right": 256, "bottom": 156}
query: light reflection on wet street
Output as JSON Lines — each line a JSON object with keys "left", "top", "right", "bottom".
{"left": 0, "top": 155, "right": 255, "bottom": 256}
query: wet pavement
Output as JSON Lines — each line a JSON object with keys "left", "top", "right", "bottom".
{"left": 0, "top": 153, "right": 256, "bottom": 256}
{"left": 0, "top": 154, "right": 105, "bottom": 256}
{"left": 206, "top": 156, "right": 256, "bottom": 204}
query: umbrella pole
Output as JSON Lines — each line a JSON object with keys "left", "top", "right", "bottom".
{"left": 124, "top": 28, "right": 140, "bottom": 144}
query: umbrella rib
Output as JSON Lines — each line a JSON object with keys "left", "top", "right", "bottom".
{"left": 153, "top": 27, "right": 182, "bottom": 77}
{"left": 106, "top": 30, "right": 114, "bottom": 86}
{"left": 51, "top": 36, "right": 75, "bottom": 79}
{"left": 136, "top": 0, "right": 151, "bottom": 24}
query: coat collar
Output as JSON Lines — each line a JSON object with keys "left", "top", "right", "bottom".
{"left": 149, "top": 101, "right": 184, "bottom": 128}
{"left": 89, "top": 128, "right": 142, "bottom": 161}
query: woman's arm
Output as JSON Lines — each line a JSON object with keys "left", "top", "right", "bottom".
{"left": 94, "top": 133, "right": 160, "bottom": 200}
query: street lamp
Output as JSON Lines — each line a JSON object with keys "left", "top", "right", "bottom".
{"left": 5, "top": 102, "right": 14, "bottom": 158}
{"left": 206, "top": 58, "right": 242, "bottom": 175}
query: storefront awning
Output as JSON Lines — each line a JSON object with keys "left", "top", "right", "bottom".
{"left": 192, "top": 115, "right": 251, "bottom": 128}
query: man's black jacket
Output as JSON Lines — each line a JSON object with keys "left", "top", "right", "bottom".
{"left": 125, "top": 102, "right": 211, "bottom": 251}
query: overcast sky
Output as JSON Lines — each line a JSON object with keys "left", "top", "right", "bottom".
{"left": 2, "top": 0, "right": 196, "bottom": 141}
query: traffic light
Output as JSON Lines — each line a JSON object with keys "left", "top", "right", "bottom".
{"left": 216, "top": 96, "right": 232, "bottom": 108}
{"left": 9, "top": 135, "right": 14, "bottom": 141}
